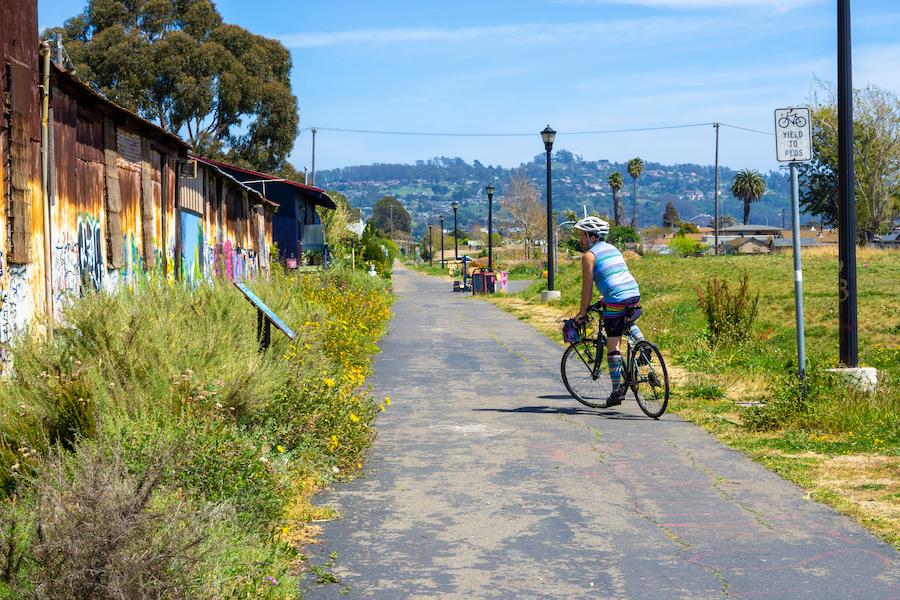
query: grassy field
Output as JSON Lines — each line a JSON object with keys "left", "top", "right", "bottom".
{"left": 485, "top": 246, "right": 900, "bottom": 549}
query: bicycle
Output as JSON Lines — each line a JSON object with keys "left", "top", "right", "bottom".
{"left": 778, "top": 113, "right": 807, "bottom": 128}
{"left": 559, "top": 301, "right": 669, "bottom": 418}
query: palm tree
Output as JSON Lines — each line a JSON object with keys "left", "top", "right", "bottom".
{"left": 626, "top": 158, "right": 644, "bottom": 229}
{"left": 608, "top": 171, "right": 625, "bottom": 226}
{"left": 731, "top": 169, "right": 767, "bottom": 225}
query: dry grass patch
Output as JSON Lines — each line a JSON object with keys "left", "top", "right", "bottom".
{"left": 490, "top": 295, "right": 570, "bottom": 343}
{"left": 805, "top": 454, "right": 900, "bottom": 544}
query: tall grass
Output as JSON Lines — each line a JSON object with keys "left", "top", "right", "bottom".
{"left": 524, "top": 248, "right": 900, "bottom": 440}
{"left": 0, "top": 266, "right": 393, "bottom": 598}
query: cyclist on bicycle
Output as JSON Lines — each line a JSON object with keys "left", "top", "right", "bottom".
{"left": 573, "top": 217, "right": 645, "bottom": 406}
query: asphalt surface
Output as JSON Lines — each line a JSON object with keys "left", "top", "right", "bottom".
{"left": 301, "top": 265, "right": 900, "bottom": 599}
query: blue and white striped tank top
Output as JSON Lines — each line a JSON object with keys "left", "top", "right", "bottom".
{"left": 590, "top": 241, "right": 639, "bottom": 303}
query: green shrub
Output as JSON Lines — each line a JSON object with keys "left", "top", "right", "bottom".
{"left": 0, "top": 267, "right": 393, "bottom": 598}
{"left": 695, "top": 270, "right": 760, "bottom": 345}
{"left": 668, "top": 235, "right": 706, "bottom": 256}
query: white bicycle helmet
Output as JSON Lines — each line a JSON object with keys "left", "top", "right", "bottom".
{"left": 573, "top": 216, "right": 610, "bottom": 240}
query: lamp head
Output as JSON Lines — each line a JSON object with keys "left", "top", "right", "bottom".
{"left": 541, "top": 125, "right": 556, "bottom": 152}
{"left": 485, "top": 184, "right": 495, "bottom": 198}
{"left": 451, "top": 201, "right": 458, "bottom": 210}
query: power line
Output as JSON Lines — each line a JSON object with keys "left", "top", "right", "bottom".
{"left": 298, "top": 122, "right": 774, "bottom": 137}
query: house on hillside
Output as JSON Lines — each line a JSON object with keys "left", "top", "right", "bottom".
{"left": 198, "top": 159, "right": 336, "bottom": 265}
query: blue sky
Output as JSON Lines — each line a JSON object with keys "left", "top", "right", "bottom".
{"left": 37, "top": 0, "right": 900, "bottom": 176}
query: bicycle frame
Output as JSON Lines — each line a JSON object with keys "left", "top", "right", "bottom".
{"left": 588, "top": 326, "right": 639, "bottom": 386}
{"left": 563, "top": 301, "right": 669, "bottom": 417}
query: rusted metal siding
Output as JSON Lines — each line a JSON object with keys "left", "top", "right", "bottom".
{"left": 52, "top": 93, "right": 76, "bottom": 212}
{"left": 118, "top": 163, "right": 143, "bottom": 280}
{"left": 7, "top": 110, "right": 32, "bottom": 263}
{"left": 104, "top": 117, "right": 123, "bottom": 267}
{"left": 180, "top": 169, "right": 204, "bottom": 215}
{"left": 181, "top": 162, "right": 273, "bottom": 284}
{"left": 76, "top": 112, "right": 103, "bottom": 163}
{"left": 117, "top": 130, "right": 141, "bottom": 168}
{"left": 162, "top": 152, "right": 176, "bottom": 282}
{"left": 0, "top": 0, "right": 38, "bottom": 135}
{"left": 51, "top": 91, "right": 78, "bottom": 309}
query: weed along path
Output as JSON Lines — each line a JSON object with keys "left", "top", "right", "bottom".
{"left": 302, "top": 265, "right": 900, "bottom": 600}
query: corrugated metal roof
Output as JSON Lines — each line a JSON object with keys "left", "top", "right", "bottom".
{"left": 192, "top": 156, "right": 337, "bottom": 210}
{"left": 189, "top": 157, "right": 273, "bottom": 208}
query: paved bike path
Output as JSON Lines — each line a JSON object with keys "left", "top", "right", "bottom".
{"left": 302, "top": 265, "right": 900, "bottom": 599}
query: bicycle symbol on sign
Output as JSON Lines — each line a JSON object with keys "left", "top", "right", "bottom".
{"left": 778, "top": 113, "right": 807, "bottom": 128}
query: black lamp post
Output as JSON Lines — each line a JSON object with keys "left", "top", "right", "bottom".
{"left": 542, "top": 125, "right": 556, "bottom": 291}
{"left": 439, "top": 215, "right": 445, "bottom": 270}
{"left": 486, "top": 185, "right": 495, "bottom": 272}
{"left": 428, "top": 224, "right": 433, "bottom": 267}
{"left": 451, "top": 201, "right": 459, "bottom": 261}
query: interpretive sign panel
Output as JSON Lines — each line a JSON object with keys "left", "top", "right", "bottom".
{"left": 234, "top": 282, "right": 296, "bottom": 340}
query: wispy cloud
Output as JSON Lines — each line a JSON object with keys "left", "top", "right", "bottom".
{"left": 281, "top": 16, "right": 721, "bottom": 49}
{"left": 546, "top": 0, "right": 822, "bottom": 9}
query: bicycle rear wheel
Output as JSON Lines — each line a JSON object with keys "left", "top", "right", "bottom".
{"left": 561, "top": 339, "right": 609, "bottom": 408}
{"left": 629, "top": 341, "right": 669, "bottom": 418}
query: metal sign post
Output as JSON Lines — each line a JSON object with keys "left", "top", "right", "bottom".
{"left": 775, "top": 107, "right": 812, "bottom": 380}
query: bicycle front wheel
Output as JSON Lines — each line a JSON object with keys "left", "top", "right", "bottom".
{"left": 561, "top": 339, "right": 608, "bottom": 408}
{"left": 630, "top": 341, "right": 669, "bottom": 418}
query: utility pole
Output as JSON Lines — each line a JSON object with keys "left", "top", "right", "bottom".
{"left": 714, "top": 123, "right": 720, "bottom": 255}
{"left": 311, "top": 128, "right": 317, "bottom": 187}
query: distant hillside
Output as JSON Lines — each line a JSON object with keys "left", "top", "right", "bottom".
{"left": 317, "top": 153, "right": 805, "bottom": 238}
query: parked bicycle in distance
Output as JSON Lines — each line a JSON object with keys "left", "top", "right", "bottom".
{"left": 559, "top": 301, "right": 669, "bottom": 418}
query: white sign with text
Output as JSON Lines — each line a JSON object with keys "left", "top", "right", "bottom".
{"left": 775, "top": 107, "right": 812, "bottom": 163}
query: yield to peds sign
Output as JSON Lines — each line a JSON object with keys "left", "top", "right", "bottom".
{"left": 774, "top": 107, "right": 812, "bottom": 162}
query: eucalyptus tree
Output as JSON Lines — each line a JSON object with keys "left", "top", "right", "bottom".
{"left": 46, "top": 0, "right": 298, "bottom": 174}
{"left": 626, "top": 158, "right": 644, "bottom": 228}
{"left": 608, "top": 171, "right": 625, "bottom": 226}
{"left": 731, "top": 169, "right": 767, "bottom": 225}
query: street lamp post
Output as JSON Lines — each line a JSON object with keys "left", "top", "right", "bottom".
{"left": 439, "top": 215, "right": 445, "bottom": 270}
{"left": 486, "top": 185, "right": 495, "bottom": 272}
{"left": 451, "top": 202, "right": 459, "bottom": 261}
{"left": 541, "top": 125, "right": 557, "bottom": 292}
{"left": 428, "top": 224, "right": 433, "bottom": 267}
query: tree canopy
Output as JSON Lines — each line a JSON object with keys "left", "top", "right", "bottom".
{"left": 319, "top": 191, "right": 357, "bottom": 259}
{"left": 47, "top": 0, "right": 299, "bottom": 174}
{"left": 662, "top": 201, "right": 681, "bottom": 228}
{"left": 731, "top": 169, "right": 766, "bottom": 225}
{"left": 799, "top": 82, "right": 900, "bottom": 242}
{"left": 371, "top": 196, "right": 411, "bottom": 235}
{"left": 627, "top": 158, "right": 644, "bottom": 228}
{"left": 608, "top": 172, "right": 625, "bottom": 226}
{"left": 500, "top": 169, "right": 545, "bottom": 258}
